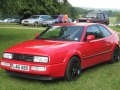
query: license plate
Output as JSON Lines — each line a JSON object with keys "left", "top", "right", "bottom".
{"left": 11, "top": 64, "right": 29, "bottom": 71}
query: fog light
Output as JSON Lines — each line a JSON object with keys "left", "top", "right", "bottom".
{"left": 31, "top": 66, "right": 46, "bottom": 71}
{"left": 1, "top": 62, "right": 10, "bottom": 67}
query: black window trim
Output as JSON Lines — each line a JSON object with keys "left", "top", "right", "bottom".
{"left": 84, "top": 24, "right": 103, "bottom": 41}
{"left": 97, "top": 25, "right": 112, "bottom": 38}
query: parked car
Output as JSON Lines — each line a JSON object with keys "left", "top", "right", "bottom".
{"left": 3, "top": 18, "right": 15, "bottom": 23}
{"left": 0, "top": 19, "right": 3, "bottom": 23}
{"left": 21, "top": 15, "right": 51, "bottom": 26}
{"left": 76, "top": 11, "right": 109, "bottom": 25}
{"left": 42, "top": 15, "right": 72, "bottom": 26}
{"left": 0, "top": 23, "right": 119, "bottom": 81}
{"left": 14, "top": 19, "right": 21, "bottom": 23}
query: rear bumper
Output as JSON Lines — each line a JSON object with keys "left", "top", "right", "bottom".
{"left": 0, "top": 59, "right": 66, "bottom": 80}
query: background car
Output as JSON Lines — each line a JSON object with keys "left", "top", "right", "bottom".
{"left": 13, "top": 18, "right": 21, "bottom": 23}
{"left": 0, "top": 23, "right": 119, "bottom": 81}
{"left": 3, "top": 18, "right": 15, "bottom": 23}
{"left": 42, "top": 15, "right": 72, "bottom": 26}
{"left": 21, "top": 15, "right": 51, "bottom": 26}
{"left": 76, "top": 11, "right": 109, "bottom": 25}
{"left": 0, "top": 19, "right": 3, "bottom": 23}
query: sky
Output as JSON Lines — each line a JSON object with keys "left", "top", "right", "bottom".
{"left": 68, "top": 0, "right": 120, "bottom": 9}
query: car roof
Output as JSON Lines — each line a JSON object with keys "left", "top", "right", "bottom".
{"left": 54, "top": 23, "right": 100, "bottom": 27}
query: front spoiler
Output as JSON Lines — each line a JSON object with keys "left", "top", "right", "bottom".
{"left": 6, "top": 70, "right": 54, "bottom": 80}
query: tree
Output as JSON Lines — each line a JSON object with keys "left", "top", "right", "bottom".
{"left": 0, "top": 0, "right": 88, "bottom": 20}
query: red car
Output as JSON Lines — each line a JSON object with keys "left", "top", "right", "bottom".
{"left": 0, "top": 23, "right": 119, "bottom": 80}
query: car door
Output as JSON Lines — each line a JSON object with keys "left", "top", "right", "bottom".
{"left": 97, "top": 25, "right": 113, "bottom": 60}
{"left": 82, "top": 25, "right": 109, "bottom": 68}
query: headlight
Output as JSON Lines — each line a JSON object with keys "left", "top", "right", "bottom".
{"left": 3, "top": 53, "right": 13, "bottom": 59}
{"left": 33, "top": 56, "right": 49, "bottom": 63}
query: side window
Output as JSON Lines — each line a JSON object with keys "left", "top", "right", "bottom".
{"left": 43, "top": 16, "right": 51, "bottom": 20}
{"left": 105, "top": 14, "right": 108, "bottom": 19}
{"left": 98, "top": 25, "right": 112, "bottom": 37}
{"left": 85, "top": 26, "right": 102, "bottom": 40}
{"left": 97, "top": 14, "right": 101, "bottom": 19}
{"left": 46, "top": 16, "right": 51, "bottom": 19}
{"left": 100, "top": 14, "right": 105, "bottom": 20}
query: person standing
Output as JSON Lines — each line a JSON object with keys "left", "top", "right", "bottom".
{"left": 58, "top": 14, "right": 63, "bottom": 23}
{"left": 63, "top": 14, "right": 68, "bottom": 23}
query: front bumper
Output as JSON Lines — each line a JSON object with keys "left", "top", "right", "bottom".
{"left": 21, "top": 22, "right": 34, "bottom": 26}
{"left": 6, "top": 70, "right": 53, "bottom": 80}
{"left": 0, "top": 59, "right": 66, "bottom": 80}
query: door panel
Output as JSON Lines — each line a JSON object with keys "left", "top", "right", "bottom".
{"left": 81, "top": 25, "right": 112, "bottom": 68}
{"left": 82, "top": 39, "right": 109, "bottom": 68}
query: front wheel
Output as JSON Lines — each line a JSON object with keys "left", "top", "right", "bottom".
{"left": 109, "top": 46, "right": 120, "bottom": 64}
{"left": 64, "top": 56, "right": 81, "bottom": 81}
{"left": 34, "top": 22, "right": 38, "bottom": 27}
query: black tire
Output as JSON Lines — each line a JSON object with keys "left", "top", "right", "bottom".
{"left": 34, "top": 22, "right": 38, "bottom": 27}
{"left": 65, "top": 56, "right": 81, "bottom": 81}
{"left": 109, "top": 46, "right": 120, "bottom": 64}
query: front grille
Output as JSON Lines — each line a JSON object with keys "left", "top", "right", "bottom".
{"left": 24, "top": 21, "right": 29, "bottom": 23}
{"left": 13, "top": 54, "right": 33, "bottom": 62}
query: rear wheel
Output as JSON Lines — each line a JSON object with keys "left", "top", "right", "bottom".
{"left": 65, "top": 56, "right": 81, "bottom": 81}
{"left": 109, "top": 46, "right": 119, "bottom": 64}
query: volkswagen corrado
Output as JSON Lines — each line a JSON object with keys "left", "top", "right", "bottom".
{"left": 0, "top": 23, "right": 119, "bottom": 80}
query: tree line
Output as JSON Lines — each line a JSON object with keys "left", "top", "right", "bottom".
{"left": 0, "top": 0, "right": 120, "bottom": 21}
{"left": 0, "top": 0, "right": 81, "bottom": 19}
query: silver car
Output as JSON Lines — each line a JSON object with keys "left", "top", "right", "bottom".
{"left": 21, "top": 15, "right": 51, "bottom": 26}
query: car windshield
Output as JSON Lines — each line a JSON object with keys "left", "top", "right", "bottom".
{"left": 30, "top": 16, "right": 39, "bottom": 19}
{"left": 36, "top": 26, "right": 84, "bottom": 41}
{"left": 86, "top": 13, "right": 97, "bottom": 18}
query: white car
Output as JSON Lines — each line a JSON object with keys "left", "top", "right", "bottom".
{"left": 3, "top": 18, "right": 15, "bottom": 23}
{"left": 21, "top": 15, "right": 51, "bottom": 26}
{"left": 0, "top": 20, "right": 3, "bottom": 23}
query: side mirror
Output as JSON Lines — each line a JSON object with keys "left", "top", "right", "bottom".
{"left": 87, "top": 35, "right": 95, "bottom": 42}
{"left": 35, "top": 33, "right": 39, "bottom": 37}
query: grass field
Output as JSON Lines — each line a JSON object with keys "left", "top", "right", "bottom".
{"left": 109, "top": 17, "right": 117, "bottom": 24}
{"left": 0, "top": 23, "right": 120, "bottom": 90}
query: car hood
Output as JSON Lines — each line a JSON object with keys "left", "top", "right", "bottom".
{"left": 5, "top": 40, "right": 76, "bottom": 56}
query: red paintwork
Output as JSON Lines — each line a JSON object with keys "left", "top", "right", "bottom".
{"left": 0, "top": 23, "right": 119, "bottom": 78}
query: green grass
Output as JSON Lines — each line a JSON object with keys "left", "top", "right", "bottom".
{"left": 109, "top": 17, "right": 117, "bottom": 24}
{"left": 111, "top": 26, "right": 120, "bottom": 32}
{"left": 0, "top": 24, "right": 120, "bottom": 90}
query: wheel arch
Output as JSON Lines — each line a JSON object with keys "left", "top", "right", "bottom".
{"left": 112, "top": 43, "right": 119, "bottom": 51}
{"left": 64, "top": 52, "right": 82, "bottom": 64}
{"left": 63, "top": 50, "right": 83, "bottom": 71}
